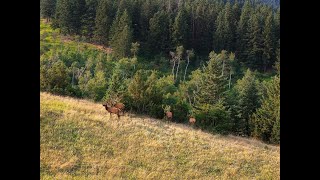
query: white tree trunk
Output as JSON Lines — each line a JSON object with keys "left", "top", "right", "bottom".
{"left": 175, "top": 59, "right": 180, "bottom": 82}
{"left": 172, "top": 60, "right": 176, "bottom": 81}
{"left": 184, "top": 58, "right": 190, "bottom": 81}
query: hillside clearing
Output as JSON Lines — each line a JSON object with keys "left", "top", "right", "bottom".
{"left": 40, "top": 92, "right": 280, "bottom": 179}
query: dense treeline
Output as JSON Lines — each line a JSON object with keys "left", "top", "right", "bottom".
{"left": 41, "top": 0, "right": 280, "bottom": 72}
{"left": 40, "top": 0, "right": 280, "bottom": 144}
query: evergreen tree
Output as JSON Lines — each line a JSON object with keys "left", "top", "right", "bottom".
{"left": 148, "top": 10, "right": 170, "bottom": 54}
{"left": 55, "top": 0, "right": 86, "bottom": 34}
{"left": 94, "top": 0, "right": 113, "bottom": 44}
{"left": 196, "top": 51, "right": 227, "bottom": 105}
{"left": 109, "top": 9, "right": 131, "bottom": 42}
{"left": 262, "top": 9, "right": 275, "bottom": 72}
{"left": 109, "top": 10, "right": 133, "bottom": 58}
{"left": 172, "top": 8, "right": 189, "bottom": 47}
{"left": 247, "top": 13, "right": 263, "bottom": 70}
{"left": 40, "top": 0, "right": 57, "bottom": 21}
{"left": 234, "top": 69, "right": 260, "bottom": 136}
{"left": 251, "top": 74, "right": 280, "bottom": 143}
{"left": 236, "top": 0, "right": 252, "bottom": 65}
{"left": 81, "top": 0, "right": 98, "bottom": 38}
{"left": 214, "top": 1, "right": 234, "bottom": 52}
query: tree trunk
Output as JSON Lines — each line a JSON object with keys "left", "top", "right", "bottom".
{"left": 175, "top": 59, "right": 180, "bottom": 82}
{"left": 228, "top": 73, "right": 232, "bottom": 89}
{"left": 184, "top": 57, "right": 190, "bottom": 81}
{"left": 222, "top": 60, "right": 225, "bottom": 76}
{"left": 172, "top": 60, "right": 176, "bottom": 81}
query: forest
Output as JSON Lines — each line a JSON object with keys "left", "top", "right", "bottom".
{"left": 40, "top": 0, "right": 280, "bottom": 144}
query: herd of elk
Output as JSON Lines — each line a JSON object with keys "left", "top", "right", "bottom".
{"left": 104, "top": 99, "right": 195, "bottom": 126}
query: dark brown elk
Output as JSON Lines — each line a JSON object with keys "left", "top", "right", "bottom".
{"left": 189, "top": 117, "right": 196, "bottom": 126}
{"left": 102, "top": 104, "right": 121, "bottom": 119}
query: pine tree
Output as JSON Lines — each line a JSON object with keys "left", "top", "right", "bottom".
{"left": 40, "top": 0, "right": 56, "bottom": 21}
{"left": 247, "top": 13, "right": 263, "bottom": 70}
{"left": 55, "top": 0, "right": 86, "bottom": 34}
{"left": 196, "top": 51, "right": 227, "bottom": 105}
{"left": 109, "top": 10, "right": 133, "bottom": 58}
{"left": 251, "top": 74, "right": 280, "bottom": 143}
{"left": 138, "top": 0, "right": 155, "bottom": 43}
{"left": 109, "top": 9, "right": 131, "bottom": 42}
{"left": 148, "top": 10, "right": 170, "bottom": 54}
{"left": 236, "top": 0, "right": 252, "bottom": 64}
{"left": 110, "top": 25, "right": 133, "bottom": 58}
{"left": 262, "top": 9, "right": 275, "bottom": 72}
{"left": 81, "top": 0, "right": 98, "bottom": 38}
{"left": 172, "top": 8, "right": 189, "bottom": 47}
{"left": 214, "top": 9, "right": 225, "bottom": 51}
{"left": 230, "top": 0, "right": 240, "bottom": 51}
{"left": 214, "top": 2, "right": 233, "bottom": 52}
{"left": 234, "top": 69, "right": 260, "bottom": 136}
{"left": 94, "top": 0, "right": 113, "bottom": 44}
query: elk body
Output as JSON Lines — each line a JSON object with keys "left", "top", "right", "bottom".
{"left": 103, "top": 104, "right": 121, "bottom": 119}
{"left": 114, "top": 103, "right": 125, "bottom": 115}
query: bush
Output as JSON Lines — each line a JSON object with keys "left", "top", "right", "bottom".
{"left": 195, "top": 103, "right": 231, "bottom": 134}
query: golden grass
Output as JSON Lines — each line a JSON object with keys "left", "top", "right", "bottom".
{"left": 40, "top": 92, "right": 280, "bottom": 179}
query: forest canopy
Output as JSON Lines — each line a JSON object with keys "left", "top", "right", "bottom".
{"left": 40, "top": 0, "right": 280, "bottom": 144}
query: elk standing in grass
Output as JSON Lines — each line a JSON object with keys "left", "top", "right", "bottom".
{"left": 109, "top": 96, "right": 125, "bottom": 115}
{"left": 162, "top": 105, "right": 172, "bottom": 122}
{"left": 189, "top": 117, "right": 196, "bottom": 126}
{"left": 114, "top": 102, "right": 125, "bottom": 115}
{"left": 103, "top": 102, "right": 121, "bottom": 119}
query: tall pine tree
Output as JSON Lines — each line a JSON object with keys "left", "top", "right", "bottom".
{"left": 94, "top": 0, "right": 113, "bottom": 44}
{"left": 109, "top": 10, "right": 133, "bottom": 58}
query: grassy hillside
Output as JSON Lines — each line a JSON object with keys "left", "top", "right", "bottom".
{"left": 40, "top": 92, "right": 279, "bottom": 179}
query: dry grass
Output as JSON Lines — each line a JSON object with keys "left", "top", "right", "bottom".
{"left": 40, "top": 92, "right": 280, "bottom": 179}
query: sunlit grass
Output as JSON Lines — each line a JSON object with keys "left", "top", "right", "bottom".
{"left": 40, "top": 92, "right": 279, "bottom": 179}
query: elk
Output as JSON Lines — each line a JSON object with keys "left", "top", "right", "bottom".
{"left": 189, "top": 117, "right": 196, "bottom": 126}
{"left": 105, "top": 96, "right": 125, "bottom": 115}
{"left": 165, "top": 111, "right": 173, "bottom": 121}
{"left": 102, "top": 103, "right": 121, "bottom": 119}
{"left": 162, "top": 105, "right": 172, "bottom": 122}
{"left": 114, "top": 102, "right": 125, "bottom": 115}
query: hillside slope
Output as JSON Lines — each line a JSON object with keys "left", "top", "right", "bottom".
{"left": 40, "top": 92, "right": 280, "bottom": 179}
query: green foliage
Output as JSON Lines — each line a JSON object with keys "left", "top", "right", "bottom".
{"left": 251, "top": 75, "right": 280, "bottom": 143}
{"left": 109, "top": 10, "right": 133, "bottom": 58}
{"left": 55, "top": 0, "right": 86, "bottom": 34}
{"left": 40, "top": 0, "right": 56, "bottom": 20}
{"left": 172, "top": 8, "right": 189, "bottom": 47}
{"left": 41, "top": 59, "right": 70, "bottom": 94}
{"left": 233, "top": 69, "right": 261, "bottom": 136}
{"left": 40, "top": 0, "right": 280, "bottom": 143}
{"left": 195, "top": 102, "right": 231, "bottom": 134}
{"left": 148, "top": 10, "right": 170, "bottom": 54}
{"left": 94, "top": 0, "right": 113, "bottom": 44}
